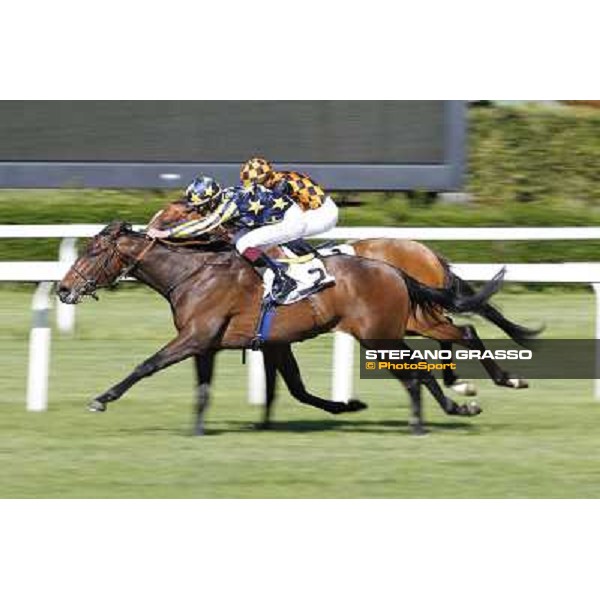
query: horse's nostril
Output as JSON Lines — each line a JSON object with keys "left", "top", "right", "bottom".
{"left": 56, "top": 285, "right": 70, "bottom": 298}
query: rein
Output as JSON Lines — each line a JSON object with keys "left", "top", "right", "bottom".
{"left": 118, "top": 238, "right": 157, "bottom": 280}
{"left": 158, "top": 224, "right": 233, "bottom": 248}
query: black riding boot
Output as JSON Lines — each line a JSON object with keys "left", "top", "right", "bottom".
{"left": 241, "top": 247, "right": 297, "bottom": 303}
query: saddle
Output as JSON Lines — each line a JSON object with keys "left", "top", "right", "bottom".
{"left": 250, "top": 241, "right": 352, "bottom": 349}
{"left": 263, "top": 241, "right": 336, "bottom": 305}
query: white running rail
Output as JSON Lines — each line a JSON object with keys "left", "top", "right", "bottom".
{"left": 2, "top": 225, "right": 600, "bottom": 409}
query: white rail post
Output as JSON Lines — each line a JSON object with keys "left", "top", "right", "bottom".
{"left": 593, "top": 283, "right": 600, "bottom": 400}
{"left": 248, "top": 350, "right": 266, "bottom": 405}
{"left": 26, "top": 281, "right": 53, "bottom": 412}
{"left": 57, "top": 237, "right": 77, "bottom": 333}
{"left": 332, "top": 331, "right": 354, "bottom": 403}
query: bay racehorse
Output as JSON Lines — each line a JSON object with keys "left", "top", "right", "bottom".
{"left": 151, "top": 202, "right": 539, "bottom": 431}
{"left": 57, "top": 221, "right": 507, "bottom": 435}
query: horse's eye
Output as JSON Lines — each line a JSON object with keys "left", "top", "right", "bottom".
{"left": 89, "top": 242, "right": 105, "bottom": 257}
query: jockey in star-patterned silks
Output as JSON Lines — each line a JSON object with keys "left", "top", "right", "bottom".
{"left": 146, "top": 175, "right": 303, "bottom": 302}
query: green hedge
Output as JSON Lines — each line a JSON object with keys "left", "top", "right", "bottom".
{"left": 468, "top": 104, "right": 600, "bottom": 205}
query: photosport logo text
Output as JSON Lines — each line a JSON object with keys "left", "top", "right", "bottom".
{"left": 359, "top": 340, "right": 599, "bottom": 380}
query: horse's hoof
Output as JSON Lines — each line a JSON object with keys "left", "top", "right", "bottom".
{"left": 254, "top": 422, "right": 272, "bottom": 431}
{"left": 450, "top": 380, "right": 478, "bottom": 397}
{"left": 88, "top": 400, "right": 107, "bottom": 413}
{"left": 346, "top": 399, "right": 368, "bottom": 412}
{"left": 507, "top": 377, "right": 529, "bottom": 389}
{"left": 411, "top": 426, "right": 429, "bottom": 436}
{"left": 465, "top": 401, "right": 482, "bottom": 416}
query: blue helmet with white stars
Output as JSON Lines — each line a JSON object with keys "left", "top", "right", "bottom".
{"left": 185, "top": 176, "right": 222, "bottom": 207}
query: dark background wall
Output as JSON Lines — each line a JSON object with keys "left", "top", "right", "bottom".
{"left": 0, "top": 101, "right": 445, "bottom": 164}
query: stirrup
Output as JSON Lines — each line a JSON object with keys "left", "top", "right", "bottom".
{"left": 250, "top": 336, "right": 265, "bottom": 351}
{"left": 271, "top": 275, "right": 297, "bottom": 303}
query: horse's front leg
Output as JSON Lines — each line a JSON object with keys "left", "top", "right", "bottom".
{"left": 193, "top": 351, "right": 217, "bottom": 436}
{"left": 88, "top": 331, "right": 201, "bottom": 412}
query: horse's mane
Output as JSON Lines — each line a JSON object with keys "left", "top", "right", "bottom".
{"left": 158, "top": 239, "right": 232, "bottom": 254}
{"left": 110, "top": 221, "right": 232, "bottom": 254}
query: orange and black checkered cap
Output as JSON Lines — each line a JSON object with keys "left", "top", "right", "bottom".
{"left": 240, "top": 157, "right": 274, "bottom": 186}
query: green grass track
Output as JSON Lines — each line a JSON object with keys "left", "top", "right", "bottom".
{"left": 1, "top": 285, "right": 599, "bottom": 498}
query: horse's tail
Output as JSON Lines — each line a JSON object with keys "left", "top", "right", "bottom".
{"left": 448, "top": 271, "right": 543, "bottom": 344}
{"left": 402, "top": 266, "right": 506, "bottom": 317}
{"left": 434, "top": 254, "right": 544, "bottom": 344}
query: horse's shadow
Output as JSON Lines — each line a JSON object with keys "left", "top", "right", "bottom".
{"left": 111, "top": 417, "right": 478, "bottom": 437}
{"left": 186, "top": 418, "right": 478, "bottom": 437}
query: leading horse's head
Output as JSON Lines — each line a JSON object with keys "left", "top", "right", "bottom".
{"left": 56, "top": 221, "right": 137, "bottom": 305}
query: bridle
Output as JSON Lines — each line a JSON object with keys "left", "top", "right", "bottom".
{"left": 68, "top": 223, "right": 233, "bottom": 303}
{"left": 69, "top": 232, "right": 156, "bottom": 301}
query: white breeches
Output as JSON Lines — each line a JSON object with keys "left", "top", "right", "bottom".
{"left": 301, "top": 197, "right": 339, "bottom": 237}
{"left": 236, "top": 203, "right": 306, "bottom": 253}
{"left": 235, "top": 197, "right": 339, "bottom": 253}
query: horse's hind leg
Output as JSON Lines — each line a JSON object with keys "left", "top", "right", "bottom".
{"left": 419, "top": 371, "right": 482, "bottom": 418}
{"left": 458, "top": 325, "right": 529, "bottom": 389}
{"left": 399, "top": 376, "right": 427, "bottom": 435}
{"left": 425, "top": 319, "right": 528, "bottom": 390}
{"left": 439, "top": 340, "right": 477, "bottom": 397}
{"left": 411, "top": 315, "right": 478, "bottom": 397}
{"left": 433, "top": 323, "right": 529, "bottom": 389}
{"left": 361, "top": 339, "right": 428, "bottom": 435}
{"left": 193, "top": 351, "right": 216, "bottom": 436}
{"left": 264, "top": 343, "right": 368, "bottom": 418}
{"left": 393, "top": 371, "right": 481, "bottom": 434}
{"left": 370, "top": 339, "right": 481, "bottom": 434}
